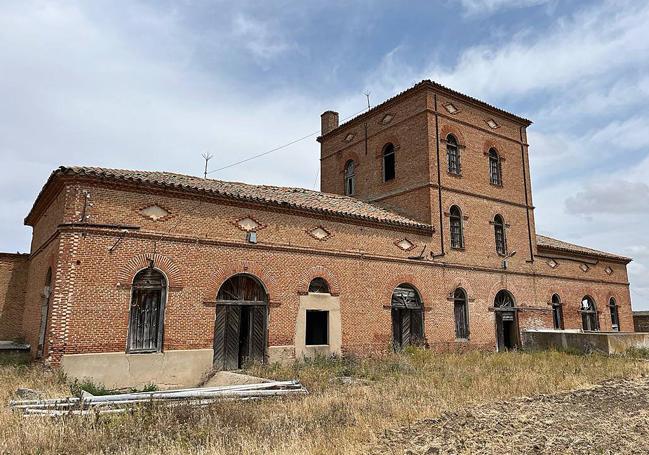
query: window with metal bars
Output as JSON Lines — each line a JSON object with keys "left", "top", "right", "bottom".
{"left": 609, "top": 297, "right": 620, "bottom": 331}
{"left": 494, "top": 214, "right": 507, "bottom": 255}
{"left": 449, "top": 205, "right": 464, "bottom": 249}
{"left": 344, "top": 160, "right": 355, "bottom": 196}
{"left": 488, "top": 148, "right": 502, "bottom": 185}
{"left": 127, "top": 267, "right": 166, "bottom": 353}
{"left": 551, "top": 294, "right": 564, "bottom": 329}
{"left": 446, "top": 134, "right": 461, "bottom": 175}
{"left": 383, "top": 143, "right": 395, "bottom": 181}
{"left": 453, "top": 288, "right": 469, "bottom": 339}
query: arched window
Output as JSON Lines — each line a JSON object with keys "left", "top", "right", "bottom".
{"left": 580, "top": 296, "right": 599, "bottom": 332}
{"left": 454, "top": 288, "right": 469, "bottom": 339}
{"left": 447, "top": 134, "right": 461, "bottom": 175}
{"left": 551, "top": 294, "right": 563, "bottom": 330}
{"left": 449, "top": 205, "right": 464, "bottom": 249}
{"left": 308, "top": 277, "right": 330, "bottom": 294}
{"left": 383, "top": 143, "right": 395, "bottom": 181}
{"left": 391, "top": 284, "right": 423, "bottom": 350}
{"left": 609, "top": 297, "right": 620, "bottom": 331}
{"left": 128, "top": 266, "right": 167, "bottom": 353}
{"left": 37, "top": 268, "right": 52, "bottom": 358}
{"left": 488, "top": 148, "right": 502, "bottom": 186}
{"left": 493, "top": 214, "right": 507, "bottom": 256}
{"left": 344, "top": 160, "right": 355, "bottom": 196}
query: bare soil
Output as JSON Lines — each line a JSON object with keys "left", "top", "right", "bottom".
{"left": 373, "top": 376, "right": 649, "bottom": 455}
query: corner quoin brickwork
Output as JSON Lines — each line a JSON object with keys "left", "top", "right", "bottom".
{"left": 0, "top": 80, "right": 635, "bottom": 387}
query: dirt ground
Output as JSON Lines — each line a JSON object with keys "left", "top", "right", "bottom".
{"left": 373, "top": 376, "right": 649, "bottom": 455}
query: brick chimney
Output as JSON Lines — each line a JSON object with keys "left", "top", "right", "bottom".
{"left": 321, "top": 111, "right": 339, "bottom": 135}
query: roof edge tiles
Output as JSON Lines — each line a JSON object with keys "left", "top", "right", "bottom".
{"left": 25, "top": 166, "right": 433, "bottom": 233}
{"left": 536, "top": 234, "right": 631, "bottom": 263}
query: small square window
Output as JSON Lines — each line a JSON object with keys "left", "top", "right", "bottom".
{"left": 486, "top": 119, "right": 499, "bottom": 129}
{"left": 306, "top": 310, "right": 328, "bottom": 345}
{"left": 381, "top": 114, "right": 394, "bottom": 124}
{"left": 344, "top": 133, "right": 355, "bottom": 142}
{"left": 580, "top": 263, "right": 590, "bottom": 272}
{"left": 547, "top": 259, "right": 558, "bottom": 269}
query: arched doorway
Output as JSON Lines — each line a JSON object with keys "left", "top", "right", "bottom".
{"left": 391, "top": 284, "right": 424, "bottom": 350}
{"left": 494, "top": 290, "right": 519, "bottom": 351}
{"left": 127, "top": 266, "right": 167, "bottom": 353}
{"left": 214, "top": 274, "right": 268, "bottom": 370}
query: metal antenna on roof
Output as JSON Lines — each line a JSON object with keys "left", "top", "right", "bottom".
{"left": 202, "top": 152, "right": 214, "bottom": 179}
{"left": 364, "top": 91, "right": 371, "bottom": 109}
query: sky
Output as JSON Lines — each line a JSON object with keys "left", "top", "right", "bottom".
{"left": 1, "top": 0, "right": 648, "bottom": 308}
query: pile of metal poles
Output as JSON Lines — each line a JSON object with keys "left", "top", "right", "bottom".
{"left": 10, "top": 380, "right": 307, "bottom": 417}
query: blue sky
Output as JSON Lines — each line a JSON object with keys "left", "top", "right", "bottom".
{"left": 1, "top": 0, "right": 648, "bottom": 308}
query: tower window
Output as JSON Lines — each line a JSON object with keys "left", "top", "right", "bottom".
{"left": 383, "top": 143, "right": 395, "bottom": 181}
{"left": 449, "top": 205, "right": 464, "bottom": 249}
{"left": 489, "top": 148, "right": 502, "bottom": 186}
{"left": 494, "top": 214, "right": 507, "bottom": 256}
{"left": 447, "top": 135, "right": 461, "bottom": 175}
{"left": 344, "top": 160, "right": 355, "bottom": 196}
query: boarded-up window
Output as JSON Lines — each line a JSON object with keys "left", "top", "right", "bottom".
{"left": 454, "top": 288, "right": 469, "bottom": 339}
{"left": 306, "top": 310, "right": 329, "bottom": 345}
{"left": 128, "top": 267, "right": 166, "bottom": 353}
{"left": 37, "top": 268, "right": 52, "bottom": 358}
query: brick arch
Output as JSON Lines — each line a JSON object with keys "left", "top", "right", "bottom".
{"left": 207, "top": 261, "right": 279, "bottom": 304}
{"left": 374, "top": 135, "right": 401, "bottom": 158}
{"left": 339, "top": 151, "right": 362, "bottom": 172}
{"left": 445, "top": 276, "right": 476, "bottom": 304}
{"left": 117, "top": 253, "right": 183, "bottom": 290}
{"left": 385, "top": 274, "right": 427, "bottom": 308}
{"left": 297, "top": 266, "right": 341, "bottom": 296}
{"left": 482, "top": 140, "right": 506, "bottom": 157}
{"left": 440, "top": 124, "right": 467, "bottom": 147}
{"left": 487, "top": 281, "right": 522, "bottom": 309}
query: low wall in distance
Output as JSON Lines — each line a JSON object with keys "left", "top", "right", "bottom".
{"left": 522, "top": 330, "right": 649, "bottom": 354}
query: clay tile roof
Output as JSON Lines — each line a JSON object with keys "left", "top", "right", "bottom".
{"left": 29, "top": 166, "right": 431, "bottom": 231}
{"left": 536, "top": 234, "right": 631, "bottom": 262}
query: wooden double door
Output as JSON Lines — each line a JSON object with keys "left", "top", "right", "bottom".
{"left": 213, "top": 274, "right": 268, "bottom": 370}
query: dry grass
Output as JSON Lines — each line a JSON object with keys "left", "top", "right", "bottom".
{"left": 1, "top": 349, "right": 648, "bottom": 454}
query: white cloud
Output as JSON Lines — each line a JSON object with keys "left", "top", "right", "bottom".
{"left": 460, "top": 0, "right": 553, "bottom": 16}
{"left": 565, "top": 181, "right": 649, "bottom": 215}
{"left": 232, "top": 14, "right": 294, "bottom": 62}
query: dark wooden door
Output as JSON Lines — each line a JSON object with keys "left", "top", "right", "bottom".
{"left": 213, "top": 305, "right": 242, "bottom": 370}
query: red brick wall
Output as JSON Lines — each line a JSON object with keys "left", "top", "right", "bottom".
{"left": 0, "top": 253, "right": 29, "bottom": 340}
{"left": 26, "top": 180, "right": 632, "bottom": 362}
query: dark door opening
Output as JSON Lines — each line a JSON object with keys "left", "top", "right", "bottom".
{"left": 391, "top": 284, "right": 424, "bottom": 350}
{"left": 213, "top": 274, "right": 268, "bottom": 370}
{"left": 494, "top": 290, "right": 519, "bottom": 351}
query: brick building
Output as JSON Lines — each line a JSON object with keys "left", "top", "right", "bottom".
{"left": 0, "top": 81, "right": 634, "bottom": 387}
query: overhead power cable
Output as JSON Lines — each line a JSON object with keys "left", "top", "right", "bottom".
{"left": 207, "top": 106, "right": 370, "bottom": 175}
